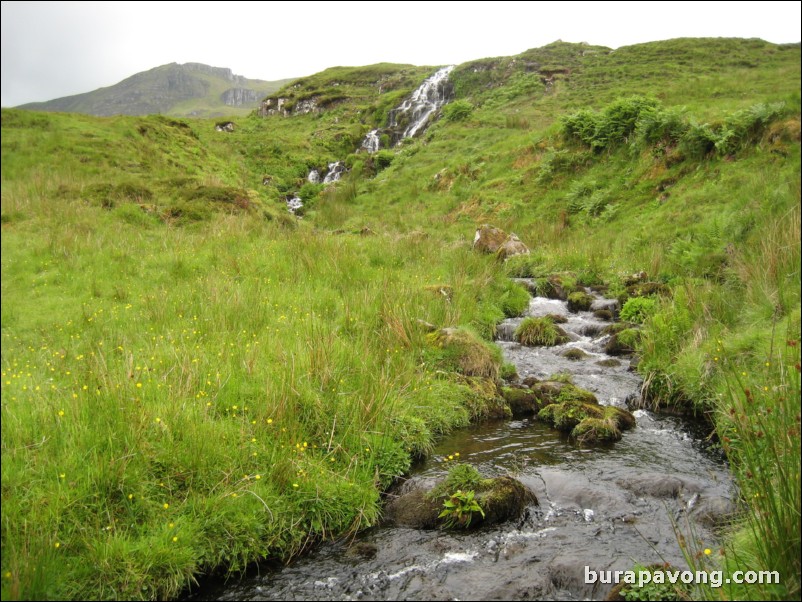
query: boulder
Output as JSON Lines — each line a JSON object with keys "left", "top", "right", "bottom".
{"left": 501, "top": 386, "right": 540, "bottom": 415}
{"left": 214, "top": 121, "right": 235, "bottom": 132}
{"left": 473, "top": 224, "right": 508, "bottom": 253}
{"left": 497, "top": 233, "right": 530, "bottom": 261}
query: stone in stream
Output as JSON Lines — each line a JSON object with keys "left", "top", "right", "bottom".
{"left": 383, "top": 471, "right": 536, "bottom": 530}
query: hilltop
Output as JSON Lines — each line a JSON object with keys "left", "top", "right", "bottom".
{"left": 1, "top": 38, "right": 800, "bottom": 600}
{"left": 16, "top": 62, "right": 293, "bottom": 118}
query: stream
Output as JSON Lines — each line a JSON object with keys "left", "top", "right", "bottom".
{"left": 193, "top": 286, "right": 734, "bottom": 600}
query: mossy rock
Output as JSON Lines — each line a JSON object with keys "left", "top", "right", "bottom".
{"left": 567, "top": 291, "right": 594, "bottom": 312}
{"left": 596, "top": 358, "right": 621, "bottom": 367}
{"left": 500, "top": 362, "right": 519, "bottom": 381}
{"left": 501, "top": 386, "right": 539, "bottom": 415}
{"left": 530, "top": 380, "right": 569, "bottom": 405}
{"left": 601, "top": 322, "right": 636, "bottom": 336}
{"left": 545, "top": 272, "right": 579, "bottom": 300}
{"left": 473, "top": 224, "right": 508, "bottom": 253}
{"left": 521, "top": 375, "right": 541, "bottom": 387}
{"left": 571, "top": 417, "right": 622, "bottom": 443}
{"left": 515, "top": 316, "right": 569, "bottom": 346}
{"left": 426, "top": 327, "right": 500, "bottom": 379}
{"left": 604, "top": 405, "right": 636, "bottom": 430}
{"left": 539, "top": 400, "right": 606, "bottom": 431}
{"left": 458, "top": 376, "right": 510, "bottom": 420}
{"left": 562, "top": 348, "right": 588, "bottom": 361}
{"left": 546, "top": 313, "right": 568, "bottom": 324}
{"left": 475, "top": 476, "right": 537, "bottom": 526}
{"left": 604, "top": 328, "right": 641, "bottom": 356}
{"left": 431, "top": 468, "right": 537, "bottom": 529}
{"left": 593, "top": 309, "right": 614, "bottom": 321}
{"left": 382, "top": 487, "right": 440, "bottom": 529}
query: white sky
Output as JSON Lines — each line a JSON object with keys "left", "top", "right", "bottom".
{"left": 1, "top": 0, "right": 800, "bottom": 107}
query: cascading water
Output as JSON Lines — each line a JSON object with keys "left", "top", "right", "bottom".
{"left": 322, "top": 161, "right": 347, "bottom": 184}
{"left": 190, "top": 286, "right": 734, "bottom": 601}
{"left": 361, "top": 130, "right": 380, "bottom": 153}
{"left": 359, "top": 65, "right": 455, "bottom": 153}
{"left": 389, "top": 65, "right": 455, "bottom": 141}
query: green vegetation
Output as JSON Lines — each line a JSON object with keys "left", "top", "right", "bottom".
{"left": 515, "top": 316, "right": 569, "bottom": 346}
{"left": 2, "top": 38, "right": 800, "bottom": 600}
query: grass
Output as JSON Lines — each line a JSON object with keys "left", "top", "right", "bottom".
{"left": 2, "top": 37, "right": 801, "bottom": 600}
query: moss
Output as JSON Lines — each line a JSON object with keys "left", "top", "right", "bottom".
{"left": 501, "top": 386, "right": 539, "bottom": 415}
{"left": 562, "top": 348, "right": 588, "bottom": 360}
{"left": 476, "top": 476, "right": 536, "bottom": 525}
{"left": 593, "top": 309, "right": 614, "bottom": 321}
{"left": 538, "top": 399, "right": 604, "bottom": 431}
{"left": 604, "top": 406, "right": 636, "bottom": 430}
{"left": 556, "top": 383, "right": 598, "bottom": 404}
{"left": 426, "top": 328, "right": 501, "bottom": 379}
{"left": 458, "top": 376, "right": 510, "bottom": 420}
{"left": 515, "top": 316, "right": 569, "bottom": 346}
{"left": 571, "top": 418, "right": 622, "bottom": 443}
{"left": 567, "top": 291, "right": 594, "bottom": 312}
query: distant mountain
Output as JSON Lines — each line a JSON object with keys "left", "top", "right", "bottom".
{"left": 17, "top": 62, "right": 294, "bottom": 118}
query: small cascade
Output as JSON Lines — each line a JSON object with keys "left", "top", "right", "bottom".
{"left": 307, "top": 169, "right": 321, "bottom": 184}
{"left": 285, "top": 195, "right": 303, "bottom": 214}
{"left": 322, "top": 161, "right": 347, "bottom": 184}
{"left": 389, "top": 65, "right": 454, "bottom": 142}
{"left": 361, "top": 130, "right": 380, "bottom": 154}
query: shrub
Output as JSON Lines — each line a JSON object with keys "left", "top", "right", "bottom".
{"left": 443, "top": 100, "right": 474, "bottom": 122}
{"left": 620, "top": 297, "right": 658, "bottom": 324}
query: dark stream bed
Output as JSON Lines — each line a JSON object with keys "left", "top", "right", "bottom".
{"left": 190, "top": 289, "right": 734, "bottom": 601}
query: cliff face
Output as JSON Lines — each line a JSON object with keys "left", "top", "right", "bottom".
{"left": 18, "top": 63, "right": 293, "bottom": 118}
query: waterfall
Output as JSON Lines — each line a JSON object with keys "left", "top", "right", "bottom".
{"left": 322, "top": 161, "right": 347, "bottom": 184}
{"left": 357, "top": 65, "right": 455, "bottom": 153}
{"left": 361, "top": 129, "right": 380, "bottom": 153}
{"left": 307, "top": 169, "right": 321, "bottom": 184}
{"left": 389, "top": 65, "right": 454, "bottom": 142}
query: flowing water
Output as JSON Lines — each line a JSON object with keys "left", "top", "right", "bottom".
{"left": 193, "top": 286, "right": 733, "bottom": 600}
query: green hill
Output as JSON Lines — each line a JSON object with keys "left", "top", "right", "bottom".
{"left": 1, "top": 38, "right": 800, "bottom": 600}
{"left": 16, "top": 62, "right": 294, "bottom": 118}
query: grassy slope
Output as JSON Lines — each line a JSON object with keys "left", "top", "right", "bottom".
{"left": 1, "top": 39, "right": 800, "bottom": 600}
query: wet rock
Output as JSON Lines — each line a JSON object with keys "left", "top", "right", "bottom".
{"left": 384, "top": 472, "right": 536, "bottom": 530}
{"left": 593, "top": 309, "right": 614, "bottom": 321}
{"left": 604, "top": 330, "right": 640, "bottom": 356}
{"left": 690, "top": 495, "right": 736, "bottom": 528}
{"left": 562, "top": 348, "right": 588, "bottom": 361}
{"left": 547, "top": 313, "right": 568, "bottom": 324}
{"left": 345, "top": 542, "right": 378, "bottom": 560}
{"left": 596, "top": 358, "right": 621, "bottom": 367}
{"left": 501, "top": 386, "right": 540, "bottom": 415}
{"left": 472, "top": 224, "right": 508, "bottom": 253}
{"left": 521, "top": 375, "right": 541, "bottom": 387}
{"left": 477, "top": 476, "right": 537, "bottom": 526}
{"left": 382, "top": 488, "right": 440, "bottom": 529}
{"left": 497, "top": 233, "right": 530, "bottom": 261}
{"left": 539, "top": 401, "right": 635, "bottom": 440}
{"left": 617, "top": 474, "right": 702, "bottom": 499}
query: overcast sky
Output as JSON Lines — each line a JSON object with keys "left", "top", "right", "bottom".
{"left": 2, "top": 0, "right": 800, "bottom": 107}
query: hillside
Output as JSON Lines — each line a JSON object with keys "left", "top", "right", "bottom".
{"left": 16, "top": 62, "right": 294, "bottom": 118}
{"left": 1, "top": 38, "right": 800, "bottom": 601}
